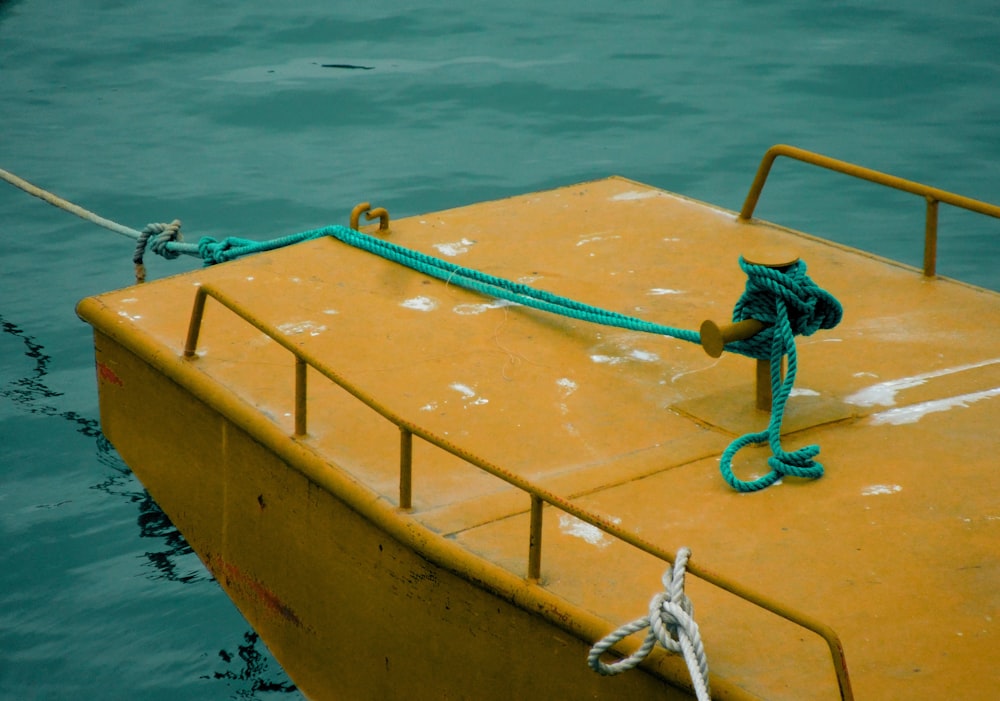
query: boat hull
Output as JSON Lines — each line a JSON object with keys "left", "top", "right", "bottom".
{"left": 89, "top": 328, "right": 700, "bottom": 700}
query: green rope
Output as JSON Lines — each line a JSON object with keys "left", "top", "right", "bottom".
{"left": 719, "top": 258, "right": 843, "bottom": 492}
{"left": 188, "top": 225, "right": 843, "bottom": 493}
{"left": 0, "top": 163, "right": 844, "bottom": 492}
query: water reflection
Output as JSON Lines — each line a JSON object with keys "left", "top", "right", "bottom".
{"left": 2, "top": 314, "right": 297, "bottom": 697}
{"left": 207, "top": 631, "right": 299, "bottom": 698}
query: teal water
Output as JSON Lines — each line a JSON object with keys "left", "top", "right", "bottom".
{"left": 1, "top": 2, "right": 998, "bottom": 698}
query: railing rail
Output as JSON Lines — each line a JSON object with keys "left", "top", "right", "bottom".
{"left": 740, "top": 144, "right": 1000, "bottom": 278}
{"left": 184, "top": 279, "right": 854, "bottom": 700}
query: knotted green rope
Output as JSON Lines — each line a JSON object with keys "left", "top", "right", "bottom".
{"left": 719, "top": 258, "right": 843, "bottom": 492}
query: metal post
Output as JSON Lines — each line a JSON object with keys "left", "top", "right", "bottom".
{"left": 399, "top": 427, "right": 413, "bottom": 510}
{"left": 528, "top": 495, "right": 543, "bottom": 582}
{"left": 924, "top": 197, "right": 939, "bottom": 278}
{"left": 183, "top": 287, "right": 208, "bottom": 358}
{"left": 294, "top": 356, "right": 307, "bottom": 436}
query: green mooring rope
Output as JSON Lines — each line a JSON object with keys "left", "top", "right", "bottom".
{"left": 0, "top": 161, "right": 844, "bottom": 492}
{"left": 215, "top": 224, "right": 840, "bottom": 493}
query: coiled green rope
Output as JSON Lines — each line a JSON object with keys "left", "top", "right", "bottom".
{"left": 720, "top": 258, "right": 843, "bottom": 491}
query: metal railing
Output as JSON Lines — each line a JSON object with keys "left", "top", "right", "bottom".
{"left": 740, "top": 144, "right": 1000, "bottom": 278}
{"left": 183, "top": 276, "right": 853, "bottom": 700}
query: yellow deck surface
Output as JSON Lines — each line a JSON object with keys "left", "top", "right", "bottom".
{"left": 79, "top": 177, "right": 1000, "bottom": 699}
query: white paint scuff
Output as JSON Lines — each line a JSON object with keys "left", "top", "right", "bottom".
{"left": 452, "top": 299, "right": 518, "bottom": 315}
{"left": 845, "top": 358, "right": 1000, "bottom": 407}
{"left": 648, "top": 288, "right": 683, "bottom": 296}
{"left": 576, "top": 233, "right": 621, "bottom": 246}
{"left": 556, "top": 378, "right": 578, "bottom": 416}
{"left": 556, "top": 378, "right": 578, "bottom": 396}
{"left": 450, "top": 383, "right": 488, "bottom": 406}
{"left": 869, "top": 387, "right": 1000, "bottom": 426}
{"left": 591, "top": 348, "right": 659, "bottom": 365}
{"left": 558, "top": 514, "right": 621, "bottom": 548}
{"left": 862, "top": 484, "right": 902, "bottom": 496}
{"left": 610, "top": 190, "right": 661, "bottom": 201}
{"left": 630, "top": 349, "right": 659, "bottom": 362}
{"left": 400, "top": 296, "right": 437, "bottom": 311}
{"left": 278, "top": 321, "right": 327, "bottom": 337}
{"left": 433, "top": 238, "right": 475, "bottom": 256}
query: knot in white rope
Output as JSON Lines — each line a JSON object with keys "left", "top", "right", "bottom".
{"left": 587, "top": 547, "right": 710, "bottom": 700}
{"left": 139, "top": 220, "right": 184, "bottom": 260}
{"left": 133, "top": 220, "right": 183, "bottom": 283}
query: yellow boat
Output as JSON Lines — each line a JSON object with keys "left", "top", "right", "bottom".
{"left": 75, "top": 146, "right": 1000, "bottom": 700}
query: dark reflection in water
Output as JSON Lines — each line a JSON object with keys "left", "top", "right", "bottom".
{"left": 2, "top": 314, "right": 298, "bottom": 696}
{"left": 207, "top": 631, "right": 299, "bottom": 698}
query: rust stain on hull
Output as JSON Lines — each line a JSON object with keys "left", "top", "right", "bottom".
{"left": 208, "top": 553, "right": 303, "bottom": 628}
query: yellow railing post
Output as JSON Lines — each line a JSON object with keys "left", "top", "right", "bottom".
{"left": 183, "top": 287, "right": 209, "bottom": 358}
{"left": 294, "top": 357, "right": 307, "bottom": 437}
{"left": 399, "top": 427, "right": 413, "bottom": 510}
{"left": 924, "top": 196, "right": 939, "bottom": 278}
{"left": 528, "top": 495, "right": 543, "bottom": 582}
{"left": 740, "top": 144, "right": 1000, "bottom": 280}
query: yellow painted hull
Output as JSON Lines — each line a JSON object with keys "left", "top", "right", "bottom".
{"left": 78, "top": 171, "right": 1000, "bottom": 700}
{"left": 87, "top": 330, "right": 698, "bottom": 699}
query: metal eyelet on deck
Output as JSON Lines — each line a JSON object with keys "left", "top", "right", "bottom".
{"left": 350, "top": 202, "right": 390, "bottom": 232}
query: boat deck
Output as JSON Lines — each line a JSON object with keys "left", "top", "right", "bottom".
{"left": 78, "top": 177, "right": 1000, "bottom": 699}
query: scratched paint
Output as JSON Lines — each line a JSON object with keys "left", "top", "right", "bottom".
{"left": 576, "top": 233, "right": 621, "bottom": 246}
{"left": 450, "top": 383, "right": 488, "bottom": 406}
{"left": 433, "top": 238, "right": 475, "bottom": 256}
{"left": 609, "top": 190, "right": 661, "bottom": 201}
{"left": 556, "top": 378, "right": 578, "bottom": 416}
{"left": 869, "top": 387, "right": 1000, "bottom": 425}
{"left": 452, "top": 299, "right": 517, "bottom": 315}
{"left": 590, "top": 347, "right": 659, "bottom": 365}
{"left": 861, "top": 484, "right": 902, "bottom": 496}
{"left": 558, "top": 514, "right": 620, "bottom": 548}
{"left": 400, "top": 296, "right": 438, "bottom": 311}
{"left": 556, "top": 378, "right": 578, "bottom": 396}
{"left": 278, "top": 321, "right": 327, "bottom": 336}
{"left": 846, "top": 358, "right": 1000, "bottom": 407}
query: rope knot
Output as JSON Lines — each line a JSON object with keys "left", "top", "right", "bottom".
{"left": 133, "top": 219, "right": 183, "bottom": 282}
{"left": 588, "top": 547, "right": 710, "bottom": 700}
{"left": 726, "top": 258, "right": 842, "bottom": 360}
{"left": 718, "top": 258, "right": 842, "bottom": 491}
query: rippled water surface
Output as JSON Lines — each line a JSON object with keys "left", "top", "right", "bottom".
{"left": 2, "top": 1, "right": 998, "bottom": 698}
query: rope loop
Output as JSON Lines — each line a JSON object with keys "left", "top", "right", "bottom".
{"left": 588, "top": 548, "right": 710, "bottom": 700}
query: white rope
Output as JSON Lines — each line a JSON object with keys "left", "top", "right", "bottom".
{"left": 1, "top": 166, "right": 144, "bottom": 240}
{"left": 587, "top": 547, "right": 711, "bottom": 700}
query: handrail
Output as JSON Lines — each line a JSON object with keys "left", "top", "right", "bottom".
{"left": 183, "top": 281, "right": 854, "bottom": 700}
{"left": 740, "top": 144, "right": 1000, "bottom": 278}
